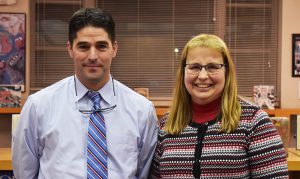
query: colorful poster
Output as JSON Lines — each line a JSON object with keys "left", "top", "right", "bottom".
{"left": 0, "top": 13, "right": 25, "bottom": 90}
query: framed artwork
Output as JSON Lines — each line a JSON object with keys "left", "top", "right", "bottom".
{"left": 253, "top": 85, "right": 276, "bottom": 109}
{"left": 0, "top": 13, "right": 26, "bottom": 91}
{"left": 292, "top": 34, "right": 300, "bottom": 77}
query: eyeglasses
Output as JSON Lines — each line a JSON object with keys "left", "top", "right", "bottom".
{"left": 185, "top": 63, "right": 226, "bottom": 75}
{"left": 79, "top": 104, "right": 116, "bottom": 114}
{"left": 74, "top": 76, "right": 117, "bottom": 114}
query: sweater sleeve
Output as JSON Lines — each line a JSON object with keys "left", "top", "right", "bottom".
{"left": 149, "top": 115, "right": 168, "bottom": 179}
{"left": 247, "top": 109, "right": 289, "bottom": 178}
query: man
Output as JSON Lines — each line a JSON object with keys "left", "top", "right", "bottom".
{"left": 12, "top": 8, "right": 158, "bottom": 179}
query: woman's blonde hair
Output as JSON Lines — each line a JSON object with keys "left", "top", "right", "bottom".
{"left": 165, "top": 34, "right": 241, "bottom": 134}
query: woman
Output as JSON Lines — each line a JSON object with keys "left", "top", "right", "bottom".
{"left": 150, "top": 34, "right": 288, "bottom": 178}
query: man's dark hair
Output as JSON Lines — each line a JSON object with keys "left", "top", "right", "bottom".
{"left": 68, "top": 8, "right": 115, "bottom": 46}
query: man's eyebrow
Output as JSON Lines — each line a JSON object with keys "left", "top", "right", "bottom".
{"left": 96, "top": 41, "right": 109, "bottom": 45}
{"left": 76, "top": 41, "right": 89, "bottom": 45}
{"left": 75, "top": 41, "right": 110, "bottom": 46}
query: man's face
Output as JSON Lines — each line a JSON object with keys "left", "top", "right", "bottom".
{"left": 68, "top": 26, "right": 118, "bottom": 90}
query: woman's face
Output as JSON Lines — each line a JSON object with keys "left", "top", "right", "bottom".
{"left": 184, "top": 47, "right": 226, "bottom": 105}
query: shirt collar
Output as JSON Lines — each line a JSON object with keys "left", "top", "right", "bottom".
{"left": 73, "top": 75, "right": 115, "bottom": 106}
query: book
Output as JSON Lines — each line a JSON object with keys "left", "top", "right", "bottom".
{"left": 11, "top": 114, "right": 20, "bottom": 146}
{"left": 290, "top": 114, "right": 300, "bottom": 150}
{"left": 253, "top": 85, "right": 276, "bottom": 109}
{"left": 296, "top": 115, "right": 300, "bottom": 150}
{"left": 290, "top": 115, "right": 297, "bottom": 148}
{"left": 11, "top": 114, "right": 20, "bottom": 136}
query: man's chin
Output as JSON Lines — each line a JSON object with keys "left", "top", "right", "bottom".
{"left": 87, "top": 72, "right": 108, "bottom": 82}
{"left": 87, "top": 76, "right": 102, "bottom": 83}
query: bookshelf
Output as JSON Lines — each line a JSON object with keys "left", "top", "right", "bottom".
{"left": 1, "top": 146, "right": 300, "bottom": 172}
{"left": 0, "top": 108, "right": 21, "bottom": 172}
{"left": 0, "top": 108, "right": 21, "bottom": 114}
{"left": 156, "top": 107, "right": 300, "bottom": 119}
{"left": 264, "top": 108, "right": 300, "bottom": 118}
{"left": 1, "top": 108, "right": 300, "bottom": 179}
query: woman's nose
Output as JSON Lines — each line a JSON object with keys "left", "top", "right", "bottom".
{"left": 197, "top": 68, "right": 209, "bottom": 79}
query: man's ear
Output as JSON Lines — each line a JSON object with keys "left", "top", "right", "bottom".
{"left": 112, "top": 41, "right": 118, "bottom": 58}
{"left": 67, "top": 41, "right": 73, "bottom": 58}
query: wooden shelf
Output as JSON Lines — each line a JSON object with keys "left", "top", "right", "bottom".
{"left": 0, "top": 108, "right": 21, "bottom": 114}
{"left": 156, "top": 107, "right": 169, "bottom": 118}
{"left": 155, "top": 107, "right": 300, "bottom": 119}
{"left": 1, "top": 147, "right": 300, "bottom": 171}
{"left": 0, "top": 148, "right": 12, "bottom": 170}
{"left": 288, "top": 148, "right": 300, "bottom": 171}
{"left": 264, "top": 108, "right": 300, "bottom": 118}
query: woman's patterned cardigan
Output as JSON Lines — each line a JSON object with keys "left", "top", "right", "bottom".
{"left": 150, "top": 100, "right": 289, "bottom": 179}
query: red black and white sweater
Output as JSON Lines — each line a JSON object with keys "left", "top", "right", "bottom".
{"left": 150, "top": 100, "right": 289, "bottom": 179}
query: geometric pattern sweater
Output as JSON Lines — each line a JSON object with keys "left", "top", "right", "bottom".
{"left": 150, "top": 100, "right": 289, "bottom": 178}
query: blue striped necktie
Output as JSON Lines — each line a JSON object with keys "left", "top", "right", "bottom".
{"left": 87, "top": 91, "right": 108, "bottom": 179}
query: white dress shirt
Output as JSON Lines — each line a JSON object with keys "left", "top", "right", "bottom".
{"left": 12, "top": 75, "right": 158, "bottom": 179}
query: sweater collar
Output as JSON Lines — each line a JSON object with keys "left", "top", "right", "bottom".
{"left": 192, "top": 97, "right": 221, "bottom": 124}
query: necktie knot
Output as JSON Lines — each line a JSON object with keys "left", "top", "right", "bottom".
{"left": 87, "top": 91, "right": 101, "bottom": 110}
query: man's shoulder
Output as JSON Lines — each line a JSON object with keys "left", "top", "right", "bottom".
{"left": 114, "top": 79, "right": 152, "bottom": 104}
{"left": 29, "top": 76, "right": 73, "bottom": 101}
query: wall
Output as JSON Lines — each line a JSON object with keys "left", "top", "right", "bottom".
{"left": 0, "top": 1, "right": 299, "bottom": 108}
{"left": 281, "top": 1, "right": 300, "bottom": 108}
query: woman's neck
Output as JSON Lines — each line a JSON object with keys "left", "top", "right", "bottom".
{"left": 192, "top": 97, "right": 221, "bottom": 124}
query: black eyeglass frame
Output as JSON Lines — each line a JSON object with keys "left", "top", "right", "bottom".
{"left": 74, "top": 75, "right": 117, "bottom": 114}
{"left": 185, "top": 63, "right": 226, "bottom": 75}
